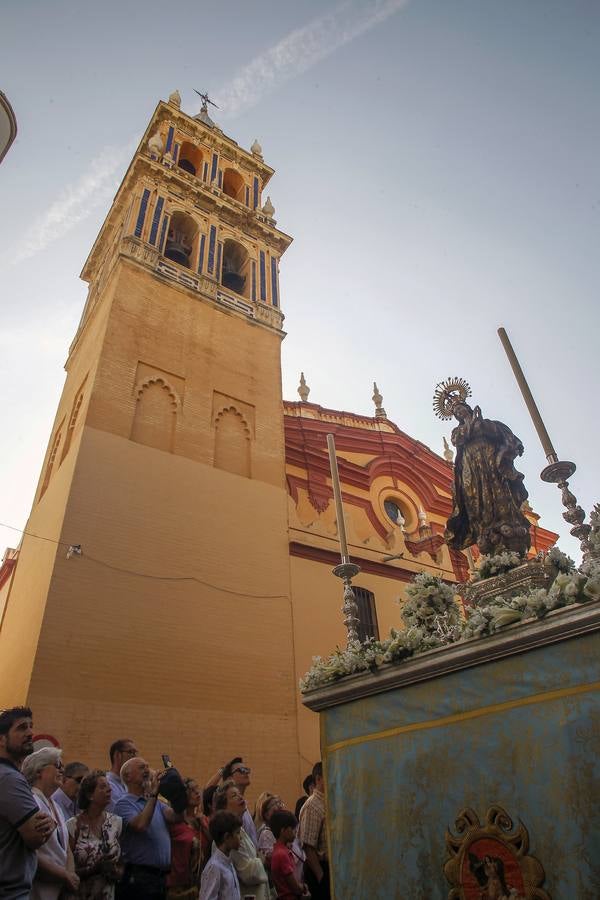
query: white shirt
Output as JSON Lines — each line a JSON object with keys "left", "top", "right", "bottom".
{"left": 50, "top": 786, "right": 76, "bottom": 822}
{"left": 242, "top": 808, "right": 257, "bottom": 847}
{"left": 31, "top": 790, "right": 69, "bottom": 900}
{"left": 200, "top": 847, "right": 241, "bottom": 900}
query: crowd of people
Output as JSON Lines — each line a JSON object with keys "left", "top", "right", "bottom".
{"left": 0, "top": 707, "right": 331, "bottom": 900}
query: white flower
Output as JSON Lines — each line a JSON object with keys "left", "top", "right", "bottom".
{"left": 492, "top": 608, "right": 522, "bottom": 628}
{"left": 583, "top": 577, "right": 600, "bottom": 601}
{"left": 547, "top": 546, "right": 575, "bottom": 573}
{"left": 301, "top": 540, "right": 600, "bottom": 691}
{"left": 553, "top": 572, "right": 571, "bottom": 591}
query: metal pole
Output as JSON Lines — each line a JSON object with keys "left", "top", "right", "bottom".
{"left": 497, "top": 327, "right": 591, "bottom": 558}
{"left": 326, "top": 434, "right": 350, "bottom": 563}
{"left": 497, "top": 327, "right": 558, "bottom": 463}
{"left": 326, "top": 433, "right": 361, "bottom": 646}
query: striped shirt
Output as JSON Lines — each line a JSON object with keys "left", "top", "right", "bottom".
{"left": 298, "top": 789, "right": 327, "bottom": 859}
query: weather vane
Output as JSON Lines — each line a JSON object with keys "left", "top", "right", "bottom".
{"left": 193, "top": 89, "right": 220, "bottom": 113}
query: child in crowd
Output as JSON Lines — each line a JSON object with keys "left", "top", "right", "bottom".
{"left": 200, "top": 811, "right": 242, "bottom": 900}
{"left": 270, "top": 811, "right": 310, "bottom": 899}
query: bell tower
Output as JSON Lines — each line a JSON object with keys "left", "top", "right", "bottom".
{"left": 0, "top": 93, "right": 300, "bottom": 797}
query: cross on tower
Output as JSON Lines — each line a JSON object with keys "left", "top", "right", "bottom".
{"left": 193, "top": 89, "right": 220, "bottom": 113}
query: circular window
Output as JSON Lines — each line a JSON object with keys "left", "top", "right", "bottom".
{"left": 384, "top": 499, "right": 406, "bottom": 527}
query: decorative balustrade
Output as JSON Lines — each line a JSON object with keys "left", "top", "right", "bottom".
{"left": 120, "top": 235, "right": 282, "bottom": 329}
{"left": 216, "top": 289, "right": 254, "bottom": 317}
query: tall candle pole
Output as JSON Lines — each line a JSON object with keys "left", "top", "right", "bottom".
{"left": 326, "top": 434, "right": 361, "bottom": 646}
{"left": 497, "top": 327, "right": 558, "bottom": 464}
{"left": 497, "top": 327, "right": 591, "bottom": 557}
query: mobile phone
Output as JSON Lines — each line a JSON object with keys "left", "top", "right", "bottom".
{"left": 161, "top": 754, "right": 172, "bottom": 769}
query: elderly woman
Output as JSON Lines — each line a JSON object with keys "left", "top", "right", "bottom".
{"left": 66, "top": 769, "right": 123, "bottom": 899}
{"left": 213, "top": 780, "right": 269, "bottom": 900}
{"left": 21, "top": 747, "right": 80, "bottom": 900}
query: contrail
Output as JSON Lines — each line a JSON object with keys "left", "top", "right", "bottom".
{"left": 4, "top": 141, "right": 135, "bottom": 268}
{"left": 5, "top": 0, "right": 409, "bottom": 266}
{"left": 216, "top": 0, "right": 410, "bottom": 116}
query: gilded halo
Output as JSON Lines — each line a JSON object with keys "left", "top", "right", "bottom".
{"left": 433, "top": 377, "right": 472, "bottom": 420}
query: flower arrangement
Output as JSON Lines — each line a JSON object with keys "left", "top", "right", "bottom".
{"left": 401, "top": 572, "right": 463, "bottom": 646}
{"left": 300, "top": 537, "right": 600, "bottom": 693}
{"left": 584, "top": 503, "right": 600, "bottom": 560}
{"left": 300, "top": 574, "right": 462, "bottom": 692}
{"left": 546, "top": 545, "right": 576, "bottom": 574}
{"left": 461, "top": 553, "right": 600, "bottom": 640}
{"left": 472, "top": 550, "right": 523, "bottom": 581}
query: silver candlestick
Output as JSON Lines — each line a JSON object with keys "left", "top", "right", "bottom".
{"left": 498, "top": 327, "right": 591, "bottom": 560}
{"left": 541, "top": 460, "right": 591, "bottom": 557}
{"left": 327, "top": 434, "right": 362, "bottom": 647}
{"left": 333, "top": 562, "right": 361, "bottom": 646}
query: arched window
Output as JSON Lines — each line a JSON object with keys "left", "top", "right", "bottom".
{"left": 177, "top": 141, "right": 203, "bottom": 177}
{"left": 39, "top": 424, "right": 64, "bottom": 499}
{"left": 353, "top": 588, "right": 379, "bottom": 643}
{"left": 164, "top": 211, "right": 198, "bottom": 269}
{"left": 221, "top": 239, "right": 250, "bottom": 297}
{"left": 60, "top": 393, "right": 83, "bottom": 463}
{"left": 131, "top": 379, "right": 177, "bottom": 453}
{"left": 222, "top": 168, "right": 245, "bottom": 203}
{"left": 60, "top": 377, "right": 88, "bottom": 464}
{"left": 214, "top": 407, "right": 251, "bottom": 478}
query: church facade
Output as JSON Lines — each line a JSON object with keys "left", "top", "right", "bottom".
{"left": 0, "top": 95, "right": 557, "bottom": 804}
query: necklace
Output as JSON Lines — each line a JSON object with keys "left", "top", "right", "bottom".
{"left": 81, "top": 811, "right": 105, "bottom": 837}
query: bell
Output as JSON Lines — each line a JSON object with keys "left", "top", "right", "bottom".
{"left": 222, "top": 271, "right": 246, "bottom": 295}
{"left": 164, "top": 238, "right": 190, "bottom": 267}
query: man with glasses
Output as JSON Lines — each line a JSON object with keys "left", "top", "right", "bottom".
{"left": 106, "top": 738, "right": 139, "bottom": 811}
{"left": 223, "top": 757, "right": 257, "bottom": 847}
{"left": 51, "top": 760, "right": 89, "bottom": 821}
{"left": 205, "top": 756, "right": 258, "bottom": 846}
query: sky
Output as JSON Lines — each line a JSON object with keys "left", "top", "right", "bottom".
{"left": 1, "top": 0, "right": 599, "bottom": 562}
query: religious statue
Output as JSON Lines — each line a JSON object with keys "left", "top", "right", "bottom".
{"left": 433, "top": 377, "right": 531, "bottom": 558}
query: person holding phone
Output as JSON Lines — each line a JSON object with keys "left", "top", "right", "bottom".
{"left": 115, "top": 758, "right": 183, "bottom": 900}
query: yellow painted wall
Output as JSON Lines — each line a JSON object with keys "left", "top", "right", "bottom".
{"left": 0, "top": 280, "right": 113, "bottom": 706}
{"left": 0, "top": 245, "right": 302, "bottom": 809}
{"left": 26, "top": 425, "right": 300, "bottom": 809}
{"left": 289, "top": 555, "right": 413, "bottom": 767}
{"left": 86, "top": 261, "right": 286, "bottom": 488}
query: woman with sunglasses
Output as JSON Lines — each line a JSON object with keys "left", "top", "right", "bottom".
{"left": 21, "top": 747, "right": 80, "bottom": 900}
